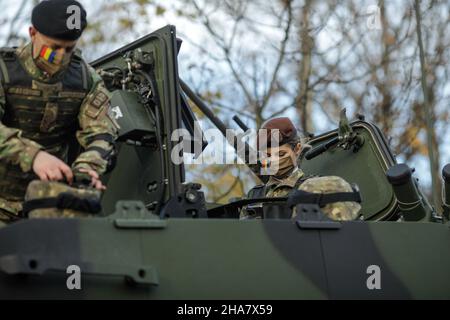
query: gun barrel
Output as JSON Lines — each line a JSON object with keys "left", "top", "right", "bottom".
{"left": 180, "top": 79, "right": 264, "bottom": 181}
{"left": 233, "top": 115, "right": 249, "bottom": 132}
{"left": 180, "top": 79, "right": 228, "bottom": 135}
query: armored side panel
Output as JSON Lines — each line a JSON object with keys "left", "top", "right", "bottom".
{"left": 301, "top": 121, "right": 398, "bottom": 220}
{"left": 1, "top": 217, "right": 450, "bottom": 299}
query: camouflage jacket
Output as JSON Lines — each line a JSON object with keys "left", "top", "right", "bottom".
{"left": 0, "top": 43, "right": 119, "bottom": 220}
{"left": 240, "top": 168, "right": 361, "bottom": 221}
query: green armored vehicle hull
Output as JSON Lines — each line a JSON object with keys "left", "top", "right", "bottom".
{"left": 1, "top": 217, "right": 450, "bottom": 299}
{"left": 1, "top": 26, "right": 449, "bottom": 299}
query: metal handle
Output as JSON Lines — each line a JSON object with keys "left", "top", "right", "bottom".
{"left": 0, "top": 254, "right": 159, "bottom": 286}
{"left": 305, "top": 137, "right": 339, "bottom": 160}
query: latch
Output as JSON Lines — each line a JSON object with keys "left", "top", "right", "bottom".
{"left": 0, "top": 254, "right": 159, "bottom": 286}
{"left": 295, "top": 204, "right": 342, "bottom": 230}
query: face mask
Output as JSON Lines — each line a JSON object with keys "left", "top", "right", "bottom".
{"left": 33, "top": 43, "right": 72, "bottom": 76}
{"left": 270, "top": 153, "right": 295, "bottom": 178}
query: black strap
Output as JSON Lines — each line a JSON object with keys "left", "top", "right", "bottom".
{"left": 0, "top": 53, "right": 10, "bottom": 85}
{"left": 22, "top": 192, "right": 102, "bottom": 217}
{"left": 0, "top": 60, "right": 6, "bottom": 84}
{"left": 247, "top": 174, "right": 314, "bottom": 201}
{"left": 0, "top": 48, "right": 18, "bottom": 86}
{"left": 70, "top": 49, "right": 92, "bottom": 92}
{"left": 84, "top": 135, "right": 117, "bottom": 173}
{"left": 86, "top": 133, "right": 115, "bottom": 145}
{"left": 287, "top": 189, "right": 362, "bottom": 208}
{"left": 80, "top": 60, "right": 92, "bottom": 92}
{"left": 86, "top": 146, "right": 113, "bottom": 159}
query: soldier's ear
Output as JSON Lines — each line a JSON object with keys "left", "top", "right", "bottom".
{"left": 29, "top": 27, "right": 40, "bottom": 47}
{"left": 29, "top": 26, "right": 37, "bottom": 39}
{"left": 294, "top": 143, "right": 302, "bottom": 156}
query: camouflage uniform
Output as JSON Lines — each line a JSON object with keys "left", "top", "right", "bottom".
{"left": 240, "top": 168, "right": 361, "bottom": 221}
{"left": 0, "top": 43, "right": 119, "bottom": 221}
{"left": 24, "top": 180, "right": 101, "bottom": 219}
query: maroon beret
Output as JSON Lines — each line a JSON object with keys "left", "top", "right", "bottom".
{"left": 257, "top": 117, "right": 298, "bottom": 149}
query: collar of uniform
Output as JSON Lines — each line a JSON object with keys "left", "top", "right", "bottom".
{"left": 17, "top": 43, "right": 65, "bottom": 82}
{"left": 266, "top": 168, "right": 304, "bottom": 188}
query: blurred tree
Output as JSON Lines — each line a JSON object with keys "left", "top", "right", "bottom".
{"left": 0, "top": 0, "right": 38, "bottom": 46}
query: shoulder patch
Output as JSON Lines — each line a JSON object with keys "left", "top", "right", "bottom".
{"left": 85, "top": 90, "right": 110, "bottom": 119}
{"left": 91, "top": 91, "right": 108, "bottom": 109}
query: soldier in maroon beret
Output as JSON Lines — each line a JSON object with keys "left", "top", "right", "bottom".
{"left": 241, "top": 117, "right": 361, "bottom": 221}
{"left": 257, "top": 117, "right": 302, "bottom": 179}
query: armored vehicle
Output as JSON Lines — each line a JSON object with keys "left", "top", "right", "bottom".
{"left": 1, "top": 26, "right": 449, "bottom": 299}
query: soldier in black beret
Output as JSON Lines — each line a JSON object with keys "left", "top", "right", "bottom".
{"left": 0, "top": 0, "right": 119, "bottom": 221}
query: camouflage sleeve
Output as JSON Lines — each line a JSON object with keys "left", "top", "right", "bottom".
{"left": 72, "top": 64, "right": 119, "bottom": 176}
{"left": 0, "top": 81, "right": 43, "bottom": 172}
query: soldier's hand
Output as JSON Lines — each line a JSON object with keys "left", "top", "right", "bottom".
{"left": 32, "top": 151, "right": 74, "bottom": 184}
{"left": 77, "top": 168, "right": 106, "bottom": 191}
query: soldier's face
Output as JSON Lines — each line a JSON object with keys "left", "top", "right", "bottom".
{"left": 29, "top": 27, "right": 78, "bottom": 58}
{"left": 266, "top": 144, "right": 301, "bottom": 164}
{"left": 265, "top": 143, "right": 302, "bottom": 176}
{"left": 29, "top": 27, "right": 77, "bottom": 75}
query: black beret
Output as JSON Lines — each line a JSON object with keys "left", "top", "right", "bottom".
{"left": 32, "top": 0, "right": 87, "bottom": 41}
